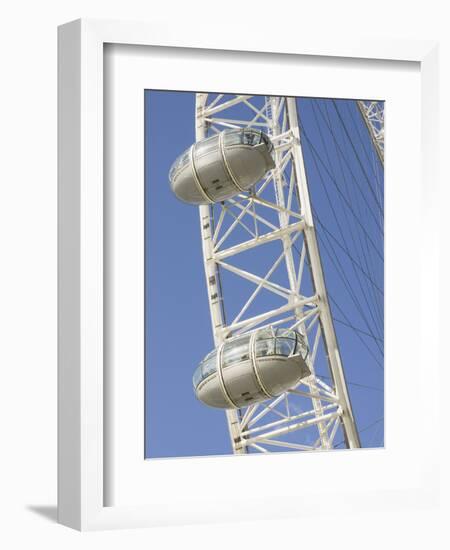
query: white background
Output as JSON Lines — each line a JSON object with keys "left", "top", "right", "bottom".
{"left": 0, "top": 1, "right": 448, "bottom": 548}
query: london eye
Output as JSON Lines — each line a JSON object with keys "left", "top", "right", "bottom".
{"left": 165, "top": 94, "right": 384, "bottom": 454}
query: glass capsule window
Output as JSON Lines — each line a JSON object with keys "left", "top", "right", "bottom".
{"left": 276, "top": 338, "right": 296, "bottom": 356}
{"left": 192, "top": 366, "right": 203, "bottom": 389}
{"left": 242, "top": 129, "right": 262, "bottom": 146}
{"left": 168, "top": 156, "right": 181, "bottom": 182}
{"left": 261, "top": 132, "right": 274, "bottom": 152}
{"left": 195, "top": 135, "right": 219, "bottom": 157}
{"left": 222, "top": 128, "right": 273, "bottom": 150}
{"left": 201, "top": 350, "right": 217, "bottom": 378}
{"left": 194, "top": 349, "right": 218, "bottom": 388}
{"left": 169, "top": 148, "right": 191, "bottom": 181}
{"left": 256, "top": 326, "right": 274, "bottom": 339}
{"left": 254, "top": 338, "right": 276, "bottom": 358}
{"left": 254, "top": 327, "right": 275, "bottom": 357}
{"left": 254, "top": 327, "right": 301, "bottom": 358}
{"left": 223, "top": 129, "right": 242, "bottom": 146}
{"left": 222, "top": 334, "right": 251, "bottom": 368}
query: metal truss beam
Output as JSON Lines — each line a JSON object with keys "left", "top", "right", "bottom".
{"left": 196, "top": 93, "right": 361, "bottom": 454}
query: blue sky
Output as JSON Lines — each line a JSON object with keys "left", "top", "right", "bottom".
{"left": 144, "top": 91, "right": 384, "bottom": 458}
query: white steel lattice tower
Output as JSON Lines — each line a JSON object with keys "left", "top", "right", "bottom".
{"left": 357, "top": 101, "right": 384, "bottom": 166}
{"left": 196, "top": 94, "right": 360, "bottom": 453}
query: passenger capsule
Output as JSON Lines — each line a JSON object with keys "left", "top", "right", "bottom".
{"left": 169, "top": 128, "right": 275, "bottom": 204}
{"left": 193, "top": 327, "right": 310, "bottom": 409}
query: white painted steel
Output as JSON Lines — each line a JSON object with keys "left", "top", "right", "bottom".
{"left": 196, "top": 94, "right": 246, "bottom": 453}
{"left": 196, "top": 94, "right": 361, "bottom": 452}
{"left": 357, "top": 100, "right": 384, "bottom": 165}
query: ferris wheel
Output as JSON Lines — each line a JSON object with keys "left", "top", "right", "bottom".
{"left": 169, "top": 93, "right": 384, "bottom": 454}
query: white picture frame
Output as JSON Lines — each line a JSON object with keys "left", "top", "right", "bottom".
{"left": 58, "top": 18, "right": 440, "bottom": 531}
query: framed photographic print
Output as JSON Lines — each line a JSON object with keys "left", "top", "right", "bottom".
{"left": 144, "top": 90, "right": 383, "bottom": 460}
{"left": 58, "top": 18, "right": 440, "bottom": 531}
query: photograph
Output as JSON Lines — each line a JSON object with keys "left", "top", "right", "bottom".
{"left": 0, "top": 2, "right": 443, "bottom": 543}
{"left": 144, "top": 92, "right": 384, "bottom": 458}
